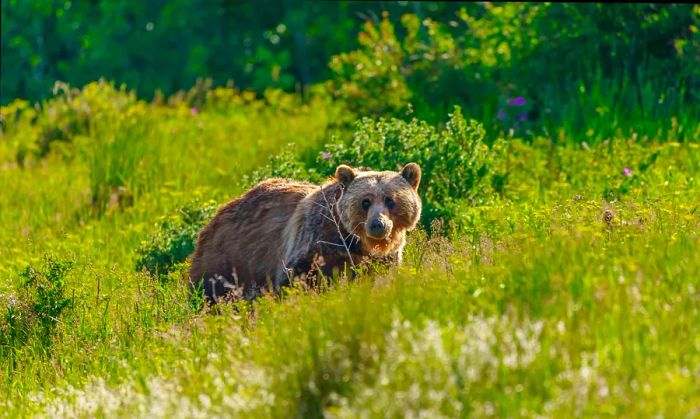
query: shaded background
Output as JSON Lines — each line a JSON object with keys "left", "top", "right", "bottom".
{"left": 3, "top": 1, "right": 462, "bottom": 101}
{"left": 2, "top": 1, "right": 698, "bottom": 139}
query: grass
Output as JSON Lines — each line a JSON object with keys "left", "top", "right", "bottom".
{"left": 0, "top": 82, "right": 699, "bottom": 418}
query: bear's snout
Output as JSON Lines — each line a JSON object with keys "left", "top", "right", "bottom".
{"left": 368, "top": 219, "right": 386, "bottom": 237}
{"left": 366, "top": 216, "right": 392, "bottom": 239}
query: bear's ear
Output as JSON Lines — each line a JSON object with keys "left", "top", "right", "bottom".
{"left": 335, "top": 164, "right": 356, "bottom": 189}
{"left": 400, "top": 162, "right": 421, "bottom": 191}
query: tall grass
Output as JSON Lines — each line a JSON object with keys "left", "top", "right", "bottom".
{"left": 0, "top": 82, "right": 698, "bottom": 417}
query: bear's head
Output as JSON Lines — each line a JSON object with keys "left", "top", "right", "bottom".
{"left": 335, "top": 163, "right": 422, "bottom": 255}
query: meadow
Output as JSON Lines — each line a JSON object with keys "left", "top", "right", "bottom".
{"left": 0, "top": 80, "right": 698, "bottom": 417}
{"left": 1, "top": 4, "right": 700, "bottom": 418}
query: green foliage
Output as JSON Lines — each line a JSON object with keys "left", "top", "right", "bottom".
{"left": 0, "top": 82, "right": 338, "bottom": 396}
{"left": 0, "top": 81, "right": 143, "bottom": 164}
{"left": 1, "top": 4, "right": 699, "bottom": 416}
{"left": 1, "top": 255, "right": 73, "bottom": 357}
{"left": 1, "top": 0, "right": 303, "bottom": 102}
{"left": 1, "top": 1, "right": 464, "bottom": 104}
{"left": 328, "top": 13, "right": 412, "bottom": 117}
{"left": 21, "top": 255, "right": 73, "bottom": 340}
{"left": 328, "top": 4, "right": 700, "bottom": 141}
{"left": 135, "top": 200, "right": 219, "bottom": 279}
{"left": 314, "top": 107, "right": 504, "bottom": 227}
{"left": 4, "top": 3, "right": 698, "bottom": 141}
{"left": 1, "top": 90, "right": 699, "bottom": 415}
{"left": 247, "top": 107, "right": 505, "bottom": 228}
{"left": 0, "top": 81, "right": 339, "bottom": 249}
{"left": 245, "top": 143, "right": 323, "bottom": 187}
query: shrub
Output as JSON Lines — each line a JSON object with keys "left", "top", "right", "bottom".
{"left": 0, "top": 255, "right": 74, "bottom": 356}
{"left": 244, "top": 143, "right": 324, "bottom": 188}
{"left": 135, "top": 199, "right": 219, "bottom": 279}
{"left": 328, "top": 13, "right": 412, "bottom": 117}
{"left": 0, "top": 81, "right": 145, "bottom": 165}
{"left": 318, "top": 107, "right": 504, "bottom": 227}
{"left": 328, "top": 5, "right": 699, "bottom": 141}
{"left": 248, "top": 107, "right": 505, "bottom": 230}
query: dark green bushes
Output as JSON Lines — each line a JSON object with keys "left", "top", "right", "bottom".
{"left": 4, "top": 4, "right": 697, "bottom": 142}
{"left": 135, "top": 200, "right": 219, "bottom": 279}
{"left": 1, "top": 1, "right": 460, "bottom": 103}
{"left": 328, "top": 4, "right": 699, "bottom": 141}
{"left": 317, "top": 107, "right": 504, "bottom": 226}
{"left": 247, "top": 107, "right": 505, "bottom": 229}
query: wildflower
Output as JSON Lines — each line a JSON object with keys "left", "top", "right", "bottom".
{"left": 518, "top": 113, "right": 527, "bottom": 121}
{"left": 497, "top": 109, "right": 506, "bottom": 120}
{"left": 322, "top": 151, "right": 330, "bottom": 159}
{"left": 623, "top": 167, "right": 632, "bottom": 176}
{"left": 191, "top": 107, "right": 199, "bottom": 115}
{"left": 507, "top": 97, "right": 526, "bottom": 106}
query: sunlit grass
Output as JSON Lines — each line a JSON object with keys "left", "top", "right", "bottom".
{"left": 1, "top": 83, "right": 699, "bottom": 417}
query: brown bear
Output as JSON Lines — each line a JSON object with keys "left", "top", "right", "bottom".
{"left": 188, "top": 163, "right": 422, "bottom": 302}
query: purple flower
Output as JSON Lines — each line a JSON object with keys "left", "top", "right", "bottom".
{"left": 322, "top": 151, "right": 330, "bottom": 159}
{"left": 507, "top": 97, "right": 526, "bottom": 106}
{"left": 497, "top": 109, "right": 506, "bottom": 120}
{"left": 623, "top": 167, "right": 632, "bottom": 176}
{"left": 191, "top": 107, "right": 199, "bottom": 115}
{"left": 518, "top": 113, "right": 527, "bottom": 121}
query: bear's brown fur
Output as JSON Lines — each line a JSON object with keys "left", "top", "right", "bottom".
{"left": 189, "top": 163, "right": 422, "bottom": 302}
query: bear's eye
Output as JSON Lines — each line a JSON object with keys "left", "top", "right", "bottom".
{"left": 385, "top": 197, "right": 395, "bottom": 210}
{"left": 361, "top": 199, "right": 371, "bottom": 211}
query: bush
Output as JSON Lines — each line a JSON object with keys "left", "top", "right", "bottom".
{"left": 319, "top": 107, "right": 504, "bottom": 227}
{"left": 1, "top": 255, "right": 74, "bottom": 356}
{"left": 244, "top": 143, "right": 324, "bottom": 188}
{"left": 328, "top": 13, "right": 412, "bottom": 117}
{"left": 0, "top": 81, "right": 145, "bottom": 165}
{"left": 328, "top": 5, "right": 700, "bottom": 141}
{"left": 248, "top": 107, "right": 505, "bottom": 229}
{"left": 135, "top": 199, "right": 219, "bottom": 279}
{"left": 2, "top": 1, "right": 469, "bottom": 104}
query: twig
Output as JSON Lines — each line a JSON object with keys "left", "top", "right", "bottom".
{"left": 278, "top": 259, "right": 293, "bottom": 288}
{"left": 316, "top": 240, "right": 348, "bottom": 248}
{"left": 311, "top": 201, "right": 338, "bottom": 223}
{"left": 319, "top": 185, "right": 356, "bottom": 267}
